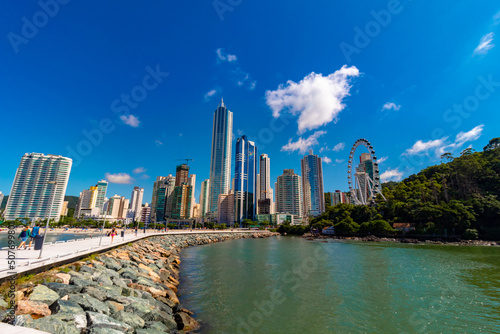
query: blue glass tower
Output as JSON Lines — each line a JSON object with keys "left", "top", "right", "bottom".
{"left": 209, "top": 99, "right": 233, "bottom": 218}
{"left": 234, "top": 135, "right": 257, "bottom": 223}
{"left": 301, "top": 150, "right": 325, "bottom": 217}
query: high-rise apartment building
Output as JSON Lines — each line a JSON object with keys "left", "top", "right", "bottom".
{"left": 199, "top": 179, "right": 210, "bottom": 219}
{"left": 0, "top": 192, "right": 4, "bottom": 211}
{"left": 171, "top": 164, "right": 193, "bottom": 219}
{"left": 141, "top": 203, "right": 151, "bottom": 224}
{"left": 95, "top": 180, "right": 108, "bottom": 211}
{"left": 258, "top": 154, "right": 274, "bottom": 214}
{"left": 275, "top": 169, "right": 303, "bottom": 217}
{"left": 107, "top": 195, "right": 129, "bottom": 219}
{"left": 151, "top": 175, "right": 176, "bottom": 221}
{"left": 218, "top": 193, "right": 234, "bottom": 226}
{"left": 4, "top": 153, "right": 72, "bottom": 221}
{"left": 130, "top": 187, "right": 144, "bottom": 222}
{"left": 188, "top": 174, "right": 196, "bottom": 218}
{"left": 209, "top": 99, "right": 233, "bottom": 218}
{"left": 234, "top": 135, "right": 257, "bottom": 223}
{"left": 301, "top": 150, "right": 325, "bottom": 217}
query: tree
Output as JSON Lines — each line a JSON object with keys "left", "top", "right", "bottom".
{"left": 484, "top": 138, "right": 500, "bottom": 151}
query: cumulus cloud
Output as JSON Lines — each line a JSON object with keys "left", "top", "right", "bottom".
{"left": 132, "top": 167, "right": 147, "bottom": 174}
{"left": 474, "top": 32, "right": 495, "bottom": 55}
{"left": 382, "top": 102, "right": 401, "bottom": 111}
{"left": 204, "top": 89, "right": 218, "bottom": 101}
{"left": 105, "top": 172, "right": 133, "bottom": 184}
{"left": 266, "top": 65, "right": 360, "bottom": 134}
{"left": 216, "top": 48, "right": 237, "bottom": 62}
{"left": 436, "top": 125, "right": 485, "bottom": 156}
{"left": 281, "top": 131, "right": 326, "bottom": 154}
{"left": 323, "top": 156, "right": 332, "bottom": 164}
{"left": 120, "top": 115, "right": 140, "bottom": 127}
{"left": 332, "top": 142, "right": 345, "bottom": 152}
{"left": 404, "top": 138, "right": 448, "bottom": 156}
{"left": 404, "top": 125, "right": 484, "bottom": 157}
{"left": 381, "top": 168, "right": 403, "bottom": 182}
{"left": 377, "top": 156, "right": 388, "bottom": 164}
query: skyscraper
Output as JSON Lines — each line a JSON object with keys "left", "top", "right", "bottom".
{"left": 188, "top": 174, "right": 196, "bottom": 218}
{"left": 199, "top": 179, "right": 210, "bottom": 219}
{"left": 301, "top": 150, "right": 325, "bottom": 217}
{"left": 275, "top": 169, "right": 303, "bottom": 217}
{"left": 130, "top": 187, "right": 144, "bottom": 222}
{"left": 234, "top": 135, "right": 257, "bottom": 223}
{"left": 258, "top": 154, "right": 274, "bottom": 214}
{"left": 0, "top": 192, "right": 4, "bottom": 210}
{"left": 151, "top": 175, "right": 176, "bottom": 221}
{"left": 209, "top": 98, "right": 233, "bottom": 218}
{"left": 171, "top": 164, "right": 193, "bottom": 219}
{"left": 4, "top": 153, "right": 72, "bottom": 222}
{"left": 95, "top": 180, "right": 108, "bottom": 211}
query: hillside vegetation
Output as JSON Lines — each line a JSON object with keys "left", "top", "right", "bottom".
{"left": 309, "top": 138, "right": 500, "bottom": 240}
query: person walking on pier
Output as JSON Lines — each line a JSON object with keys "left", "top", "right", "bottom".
{"left": 110, "top": 227, "right": 117, "bottom": 243}
{"left": 17, "top": 225, "right": 31, "bottom": 250}
{"left": 28, "top": 223, "right": 40, "bottom": 249}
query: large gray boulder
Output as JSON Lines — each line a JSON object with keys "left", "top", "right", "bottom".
{"left": 47, "top": 282, "right": 82, "bottom": 297}
{"left": 100, "top": 256, "right": 122, "bottom": 271}
{"left": 27, "top": 316, "right": 80, "bottom": 334}
{"left": 113, "top": 310, "right": 145, "bottom": 329}
{"left": 86, "top": 311, "right": 133, "bottom": 333}
{"left": 50, "top": 299, "right": 84, "bottom": 314}
{"left": 28, "top": 285, "right": 60, "bottom": 305}
{"left": 69, "top": 293, "right": 110, "bottom": 315}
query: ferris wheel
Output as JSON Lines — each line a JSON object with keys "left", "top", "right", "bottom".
{"left": 347, "top": 139, "right": 386, "bottom": 205}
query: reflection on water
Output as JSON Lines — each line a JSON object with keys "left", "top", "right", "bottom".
{"left": 179, "top": 237, "right": 500, "bottom": 334}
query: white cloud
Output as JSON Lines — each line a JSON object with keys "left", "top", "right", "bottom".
{"left": 474, "top": 32, "right": 495, "bottom": 55}
{"left": 204, "top": 89, "right": 218, "bottom": 101}
{"left": 132, "top": 167, "right": 147, "bottom": 174}
{"left": 377, "top": 156, "right": 388, "bottom": 164}
{"left": 332, "top": 142, "right": 345, "bottom": 152}
{"left": 335, "top": 159, "right": 345, "bottom": 164}
{"left": 436, "top": 124, "right": 485, "bottom": 156}
{"left": 404, "top": 125, "right": 484, "bottom": 157}
{"left": 495, "top": 11, "right": 500, "bottom": 25}
{"left": 266, "top": 65, "right": 360, "bottom": 134}
{"left": 382, "top": 102, "right": 401, "bottom": 111}
{"left": 105, "top": 172, "right": 133, "bottom": 184}
{"left": 380, "top": 168, "right": 403, "bottom": 182}
{"left": 139, "top": 174, "right": 150, "bottom": 180}
{"left": 281, "top": 131, "right": 326, "bottom": 154}
{"left": 120, "top": 115, "right": 140, "bottom": 127}
{"left": 323, "top": 156, "right": 332, "bottom": 164}
{"left": 155, "top": 140, "right": 163, "bottom": 146}
{"left": 404, "top": 137, "right": 448, "bottom": 156}
{"left": 216, "top": 48, "right": 237, "bottom": 62}
{"left": 232, "top": 68, "right": 256, "bottom": 90}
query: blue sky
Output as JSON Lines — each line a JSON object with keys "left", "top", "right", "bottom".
{"left": 1, "top": 0, "right": 499, "bottom": 203}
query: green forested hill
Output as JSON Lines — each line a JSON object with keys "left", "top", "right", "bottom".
{"left": 311, "top": 138, "right": 500, "bottom": 240}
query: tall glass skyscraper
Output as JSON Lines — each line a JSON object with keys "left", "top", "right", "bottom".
{"left": 301, "top": 150, "right": 325, "bottom": 217}
{"left": 95, "top": 180, "right": 108, "bottom": 212}
{"left": 234, "top": 135, "right": 257, "bottom": 223}
{"left": 209, "top": 98, "right": 233, "bottom": 218}
{"left": 4, "top": 153, "right": 72, "bottom": 221}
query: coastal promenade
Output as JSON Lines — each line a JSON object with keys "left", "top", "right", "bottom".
{"left": 0, "top": 229, "right": 264, "bottom": 280}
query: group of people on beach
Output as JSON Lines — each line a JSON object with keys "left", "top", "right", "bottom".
{"left": 17, "top": 223, "right": 41, "bottom": 250}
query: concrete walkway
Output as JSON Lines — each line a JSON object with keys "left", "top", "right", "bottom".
{"left": 0, "top": 229, "right": 264, "bottom": 279}
{"left": 0, "top": 323, "right": 49, "bottom": 333}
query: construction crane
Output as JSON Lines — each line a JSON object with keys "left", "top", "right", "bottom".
{"left": 175, "top": 158, "right": 193, "bottom": 165}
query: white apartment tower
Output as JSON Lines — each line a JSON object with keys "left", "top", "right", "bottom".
{"left": 4, "top": 153, "right": 72, "bottom": 222}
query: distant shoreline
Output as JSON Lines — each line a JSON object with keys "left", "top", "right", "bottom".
{"left": 302, "top": 233, "right": 500, "bottom": 247}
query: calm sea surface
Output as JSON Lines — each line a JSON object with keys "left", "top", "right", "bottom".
{"left": 178, "top": 236, "right": 500, "bottom": 334}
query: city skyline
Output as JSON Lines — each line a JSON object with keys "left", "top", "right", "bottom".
{"left": 1, "top": 1, "right": 499, "bottom": 204}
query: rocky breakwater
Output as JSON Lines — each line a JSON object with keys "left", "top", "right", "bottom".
{"left": 3, "top": 231, "right": 277, "bottom": 333}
